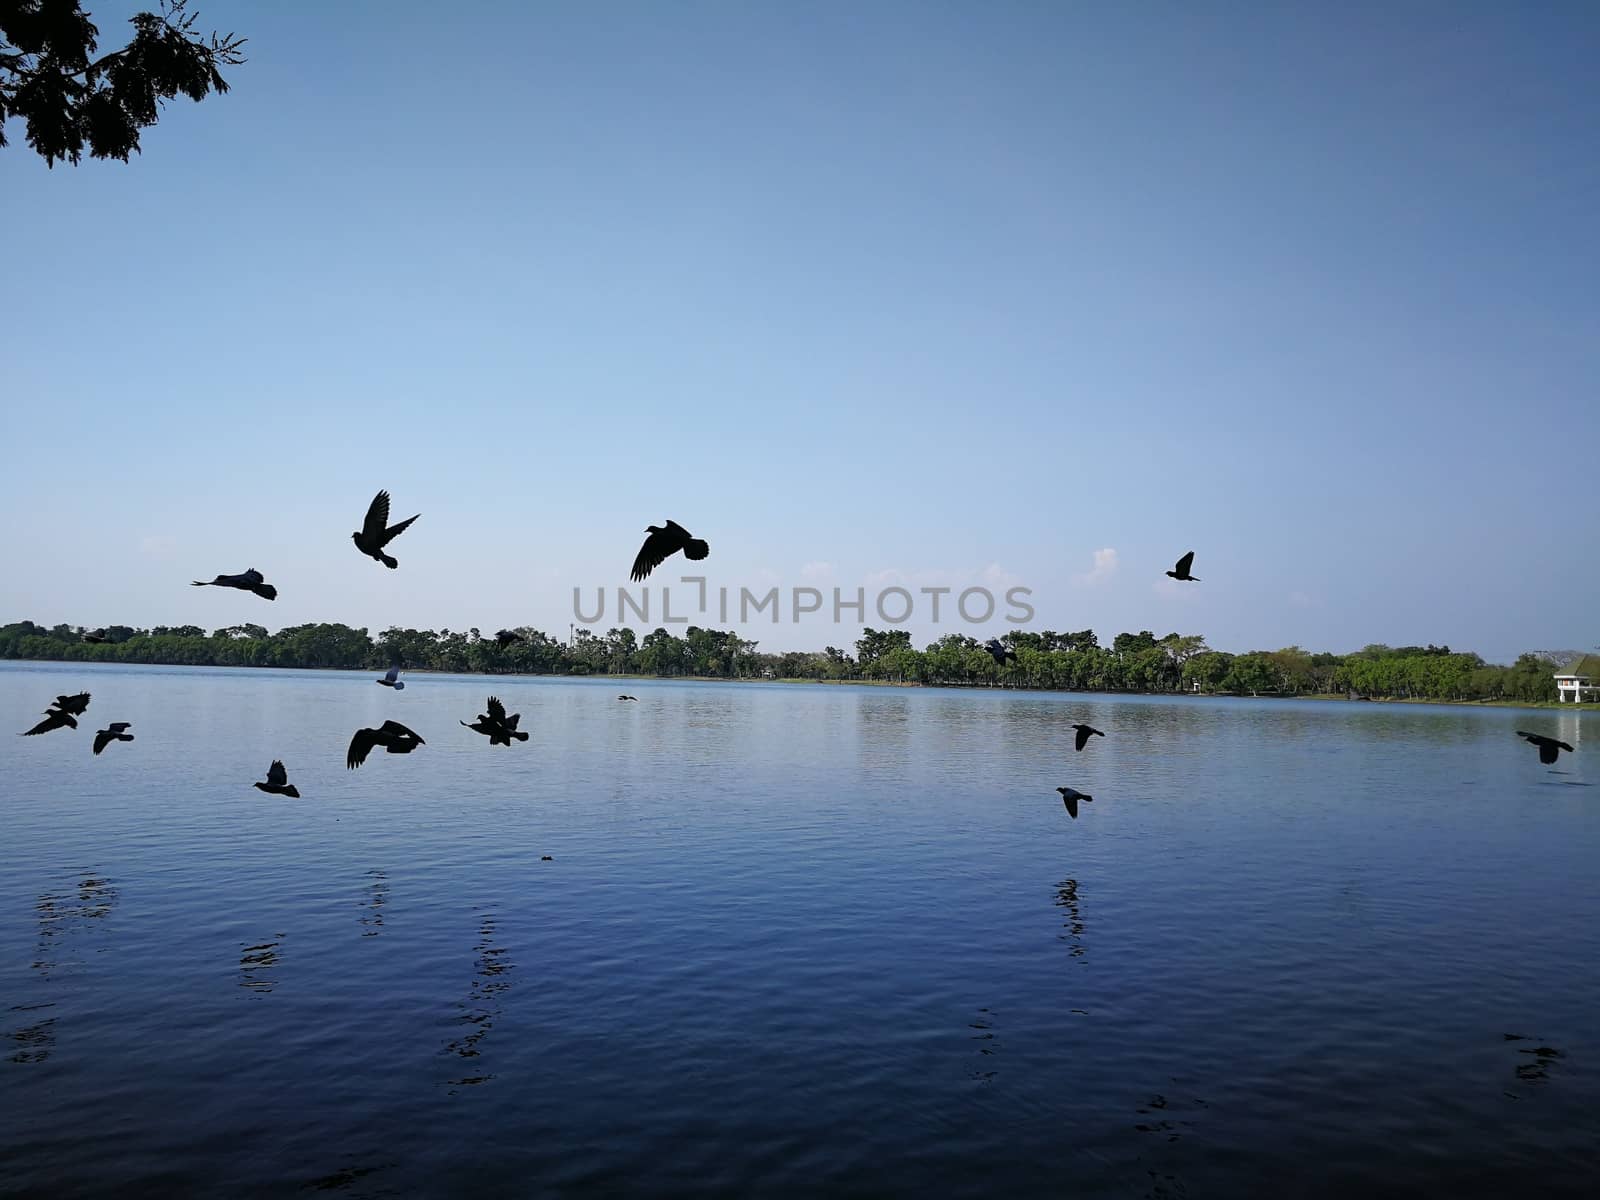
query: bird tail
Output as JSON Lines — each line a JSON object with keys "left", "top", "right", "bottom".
{"left": 191, "top": 581, "right": 209, "bottom": 587}
{"left": 121, "top": 733, "right": 135, "bottom": 742}
{"left": 252, "top": 584, "right": 278, "bottom": 601}
{"left": 685, "top": 539, "right": 710, "bottom": 561}
{"left": 283, "top": 785, "right": 300, "bottom": 798}
{"left": 393, "top": 681, "right": 405, "bottom": 690}
{"left": 511, "top": 729, "right": 529, "bottom": 742}
{"left": 381, "top": 553, "right": 398, "bottom": 569}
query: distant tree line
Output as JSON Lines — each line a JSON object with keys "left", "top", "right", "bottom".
{"left": 0, "top": 620, "right": 1564, "bottom": 703}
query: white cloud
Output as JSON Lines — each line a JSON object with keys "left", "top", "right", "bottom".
{"left": 1074, "top": 547, "right": 1119, "bottom": 586}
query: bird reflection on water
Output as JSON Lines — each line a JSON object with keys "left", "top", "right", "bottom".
{"left": 1055, "top": 878, "right": 1086, "bottom": 963}
{"left": 442, "top": 908, "right": 514, "bottom": 1093}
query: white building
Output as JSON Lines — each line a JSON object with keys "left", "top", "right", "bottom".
{"left": 1554, "top": 655, "right": 1600, "bottom": 703}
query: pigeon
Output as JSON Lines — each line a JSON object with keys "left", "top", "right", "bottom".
{"left": 1072, "top": 723, "right": 1104, "bottom": 752}
{"left": 631, "top": 520, "right": 709, "bottom": 582}
{"left": 1166, "top": 551, "right": 1200, "bottom": 582}
{"left": 20, "top": 692, "right": 90, "bottom": 736}
{"left": 495, "top": 630, "right": 523, "bottom": 648}
{"left": 1056, "top": 786, "right": 1094, "bottom": 819}
{"left": 22, "top": 709, "right": 78, "bottom": 736}
{"left": 192, "top": 569, "right": 278, "bottom": 601}
{"left": 1517, "top": 731, "right": 1575, "bottom": 766}
{"left": 92, "top": 723, "right": 134, "bottom": 755}
{"left": 461, "top": 696, "right": 529, "bottom": 746}
{"left": 347, "top": 720, "right": 426, "bottom": 769}
{"left": 253, "top": 760, "right": 301, "bottom": 798}
{"left": 377, "top": 666, "right": 405, "bottom": 690}
{"left": 617, "top": 694, "right": 638, "bottom": 701}
{"left": 984, "top": 639, "right": 1018, "bottom": 666}
{"left": 83, "top": 629, "right": 108, "bottom": 643}
{"left": 352, "top": 490, "right": 420, "bottom": 569}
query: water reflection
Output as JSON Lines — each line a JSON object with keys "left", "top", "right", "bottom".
{"left": 442, "top": 908, "right": 514, "bottom": 1093}
{"left": 360, "top": 870, "right": 389, "bottom": 938}
{"left": 11, "top": 869, "right": 119, "bottom": 1062}
{"left": 1055, "top": 878, "right": 1086, "bottom": 962}
{"left": 967, "top": 1007, "right": 999, "bottom": 1084}
{"left": 240, "top": 937, "right": 284, "bottom": 994}
{"left": 1503, "top": 1033, "right": 1564, "bottom": 1095}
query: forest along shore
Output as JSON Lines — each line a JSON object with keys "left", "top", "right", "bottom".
{"left": 2, "top": 621, "right": 1582, "bottom": 707}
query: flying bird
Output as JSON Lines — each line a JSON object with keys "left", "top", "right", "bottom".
{"left": 22, "top": 709, "right": 78, "bottom": 736}
{"left": 347, "top": 720, "right": 426, "bottom": 769}
{"left": 984, "top": 639, "right": 1018, "bottom": 666}
{"left": 20, "top": 692, "right": 90, "bottom": 736}
{"left": 617, "top": 694, "right": 638, "bottom": 701}
{"left": 377, "top": 666, "right": 405, "bottom": 690}
{"left": 1072, "top": 723, "right": 1105, "bottom": 752}
{"left": 1056, "top": 786, "right": 1094, "bottom": 820}
{"left": 253, "top": 760, "right": 301, "bottom": 798}
{"left": 630, "top": 520, "right": 709, "bottom": 582}
{"left": 93, "top": 723, "right": 134, "bottom": 755}
{"left": 192, "top": 569, "right": 278, "bottom": 601}
{"left": 461, "top": 696, "right": 528, "bottom": 746}
{"left": 1517, "top": 731, "right": 1575, "bottom": 766}
{"left": 352, "top": 490, "right": 420, "bottom": 569}
{"left": 1166, "top": 551, "right": 1200, "bottom": 582}
{"left": 83, "top": 629, "right": 108, "bottom": 643}
{"left": 495, "top": 630, "right": 523, "bottom": 648}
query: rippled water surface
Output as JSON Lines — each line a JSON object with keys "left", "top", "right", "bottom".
{"left": 3, "top": 662, "right": 1598, "bottom": 1197}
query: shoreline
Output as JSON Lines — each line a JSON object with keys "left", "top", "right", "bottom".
{"left": 5, "top": 656, "right": 1596, "bottom": 712}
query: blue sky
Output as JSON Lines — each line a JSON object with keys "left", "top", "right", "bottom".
{"left": 3, "top": 0, "right": 1597, "bottom": 659}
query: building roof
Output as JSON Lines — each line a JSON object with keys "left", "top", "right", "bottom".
{"left": 1554, "top": 654, "right": 1600, "bottom": 679}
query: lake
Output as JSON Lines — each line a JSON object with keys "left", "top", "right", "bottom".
{"left": 2, "top": 661, "right": 1597, "bottom": 1197}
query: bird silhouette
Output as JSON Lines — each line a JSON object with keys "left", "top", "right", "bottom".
{"left": 377, "top": 666, "right": 405, "bottom": 690}
{"left": 495, "top": 630, "right": 523, "bottom": 648}
{"left": 461, "top": 696, "right": 529, "bottom": 746}
{"left": 347, "top": 720, "right": 425, "bottom": 769}
{"left": 1517, "top": 731, "right": 1575, "bottom": 766}
{"left": 22, "top": 709, "right": 78, "bottom": 736}
{"left": 1166, "top": 551, "right": 1200, "bottom": 582}
{"left": 1072, "top": 723, "right": 1105, "bottom": 752}
{"left": 631, "top": 520, "right": 709, "bottom": 581}
{"left": 83, "top": 629, "right": 108, "bottom": 643}
{"left": 253, "top": 760, "right": 301, "bottom": 798}
{"left": 20, "top": 693, "right": 90, "bottom": 736}
{"left": 192, "top": 569, "right": 278, "bottom": 601}
{"left": 618, "top": 694, "right": 638, "bottom": 701}
{"left": 92, "top": 723, "right": 134, "bottom": 755}
{"left": 984, "top": 638, "right": 1018, "bottom": 666}
{"left": 352, "top": 490, "right": 419, "bottom": 569}
{"left": 1056, "top": 786, "right": 1094, "bottom": 819}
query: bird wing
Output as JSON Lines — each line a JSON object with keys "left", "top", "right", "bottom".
{"left": 93, "top": 729, "right": 114, "bottom": 755}
{"left": 347, "top": 727, "right": 379, "bottom": 769}
{"left": 505, "top": 712, "right": 521, "bottom": 729}
{"left": 23, "top": 712, "right": 70, "bottom": 736}
{"left": 107, "top": 722, "right": 132, "bottom": 732}
{"left": 379, "top": 719, "right": 423, "bottom": 743}
{"left": 380, "top": 512, "right": 419, "bottom": 545}
{"left": 1062, "top": 793, "right": 1079, "bottom": 819}
{"left": 267, "top": 760, "right": 287, "bottom": 786}
{"left": 1539, "top": 742, "right": 1559, "bottom": 765}
{"left": 362, "top": 491, "right": 392, "bottom": 541}
{"left": 486, "top": 696, "right": 507, "bottom": 723}
{"left": 384, "top": 666, "right": 401, "bottom": 683}
{"left": 1175, "top": 551, "right": 1195, "bottom": 575}
{"left": 1075, "top": 726, "right": 1090, "bottom": 752}
{"left": 240, "top": 569, "right": 264, "bottom": 585}
{"left": 56, "top": 693, "right": 91, "bottom": 715}
{"left": 631, "top": 525, "right": 687, "bottom": 582}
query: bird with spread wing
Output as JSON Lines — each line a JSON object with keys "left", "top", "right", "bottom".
{"left": 352, "top": 490, "right": 420, "bottom": 569}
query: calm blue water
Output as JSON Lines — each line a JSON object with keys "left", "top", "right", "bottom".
{"left": 2, "top": 662, "right": 1597, "bottom": 1197}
